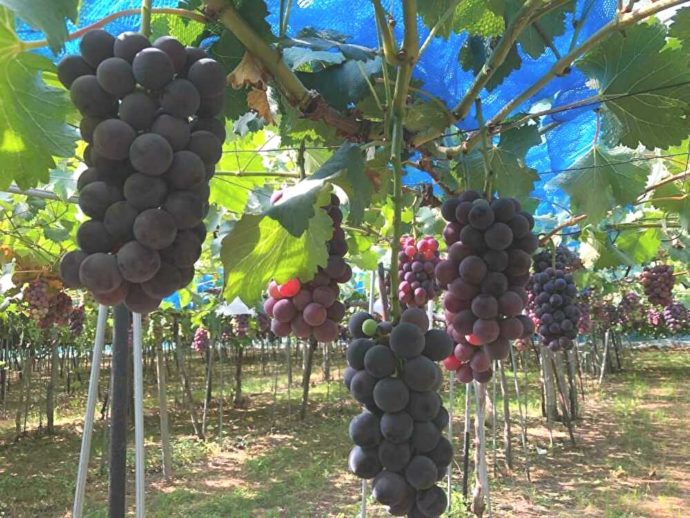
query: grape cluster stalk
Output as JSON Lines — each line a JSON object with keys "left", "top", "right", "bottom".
{"left": 58, "top": 30, "right": 226, "bottom": 314}
{"left": 397, "top": 235, "right": 441, "bottom": 308}
{"left": 264, "top": 195, "right": 350, "bottom": 342}
{"left": 640, "top": 264, "right": 675, "bottom": 306}
{"left": 344, "top": 309, "right": 454, "bottom": 517}
{"left": 435, "top": 191, "right": 538, "bottom": 383}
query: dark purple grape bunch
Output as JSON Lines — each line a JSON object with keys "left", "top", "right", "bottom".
{"left": 256, "top": 312, "right": 271, "bottom": 337}
{"left": 69, "top": 306, "right": 86, "bottom": 335}
{"left": 434, "top": 190, "right": 538, "bottom": 384}
{"left": 617, "top": 292, "right": 645, "bottom": 331}
{"left": 344, "top": 309, "right": 454, "bottom": 517}
{"left": 530, "top": 268, "right": 580, "bottom": 351}
{"left": 640, "top": 264, "right": 675, "bottom": 306}
{"left": 264, "top": 194, "right": 351, "bottom": 342}
{"left": 578, "top": 288, "right": 592, "bottom": 334}
{"left": 58, "top": 30, "right": 227, "bottom": 314}
{"left": 532, "top": 245, "right": 582, "bottom": 273}
{"left": 397, "top": 235, "right": 441, "bottom": 307}
{"left": 662, "top": 303, "right": 688, "bottom": 334}
{"left": 52, "top": 291, "right": 74, "bottom": 327}
{"left": 233, "top": 314, "right": 250, "bottom": 338}
{"left": 192, "top": 327, "right": 209, "bottom": 353}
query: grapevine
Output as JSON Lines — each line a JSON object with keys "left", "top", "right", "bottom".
{"left": 58, "top": 30, "right": 225, "bottom": 314}
{"left": 345, "top": 309, "right": 454, "bottom": 517}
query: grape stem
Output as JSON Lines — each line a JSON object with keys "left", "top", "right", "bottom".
{"left": 140, "top": 0, "right": 153, "bottom": 38}
{"left": 20, "top": 8, "right": 209, "bottom": 50}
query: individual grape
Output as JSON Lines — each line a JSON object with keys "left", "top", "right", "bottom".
{"left": 372, "top": 472, "right": 408, "bottom": 506}
{"left": 187, "top": 130, "right": 222, "bottom": 165}
{"left": 80, "top": 29, "right": 115, "bottom": 68}
{"left": 93, "top": 282, "right": 129, "bottom": 306}
{"left": 113, "top": 32, "right": 150, "bottom": 63}
{"left": 348, "top": 446, "right": 381, "bottom": 479}
{"left": 191, "top": 117, "right": 227, "bottom": 142}
{"left": 77, "top": 220, "right": 115, "bottom": 254}
{"left": 187, "top": 58, "right": 225, "bottom": 97}
{"left": 79, "top": 116, "right": 102, "bottom": 144}
{"left": 390, "top": 322, "right": 425, "bottom": 358}
{"left": 70, "top": 75, "right": 116, "bottom": 117}
{"left": 79, "top": 181, "right": 123, "bottom": 219}
{"left": 405, "top": 456, "right": 437, "bottom": 490}
{"left": 133, "top": 209, "right": 178, "bottom": 250}
{"left": 162, "top": 151, "right": 206, "bottom": 191}
{"left": 132, "top": 47, "right": 174, "bottom": 90}
{"left": 93, "top": 119, "right": 136, "bottom": 160}
{"left": 499, "top": 317, "right": 524, "bottom": 340}
{"left": 153, "top": 36, "right": 187, "bottom": 73}
{"left": 312, "top": 286, "right": 337, "bottom": 307}
{"left": 198, "top": 92, "right": 225, "bottom": 117}
{"left": 402, "top": 356, "right": 439, "bottom": 392}
{"left": 116, "top": 241, "right": 161, "bottom": 283}
{"left": 164, "top": 191, "right": 203, "bottom": 229}
{"left": 380, "top": 411, "right": 414, "bottom": 443}
{"left": 378, "top": 441, "right": 412, "bottom": 472}
{"left": 178, "top": 266, "right": 195, "bottom": 289}
{"left": 161, "top": 79, "right": 201, "bottom": 118}
{"left": 361, "top": 318, "right": 379, "bottom": 337}
{"left": 400, "top": 307, "right": 430, "bottom": 332}
{"left": 96, "top": 57, "right": 135, "bottom": 97}
{"left": 423, "top": 329, "right": 453, "bottom": 361}
{"left": 364, "top": 345, "right": 396, "bottom": 378}
{"left": 57, "top": 55, "right": 93, "bottom": 89}
{"left": 130, "top": 133, "right": 174, "bottom": 176}
{"left": 459, "top": 256, "right": 487, "bottom": 285}
{"left": 484, "top": 222, "right": 513, "bottom": 251}
{"left": 79, "top": 253, "right": 123, "bottom": 294}
{"left": 416, "top": 486, "right": 447, "bottom": 517}
{"left": 302, "top": 302, "right": 327, "bottom": 327}
{"left": 313, "top": 319, "right": 339, "bottom": 342}
{"left": 485, "top": 337, "right": 511, "bottom": 360}
{"left": 141, "top": 262, "right": 181, "bottom": 299}
{"left": 103, "top": 201, "right": 139, "bottom": 242}
{"left": 349, "top": 411, "right": 381, "bottom": 448}
{"left": 60, "top": 250, "right": 88, "bottom": 288}
{"left": 407, "top": 391, "right": 440, "bottom": 422}
{"left": 151, "top": 114, "right": 191, "bottom": 151}
{"left": 350, "top": 371, "right": 377, "bottom": 406}
{"left": 350, "top": 312, "right": 374, "bottom": 338}
{"left": 373, "top": 378, "right": 409, "bottom": 413}
{"left": 411, "top": 421, "right": 440, "bottom": 453}
{"left": 125, "top": 284, "right": 161, "bottom": 314}
{"left": 124, "top": 173, "right": 168, "bottom": 210}
{"left": 119, "top": 92, "right": 157, "bottom": 131}
{"left": 347, "top": 338, "right": 375, "bottom": 369}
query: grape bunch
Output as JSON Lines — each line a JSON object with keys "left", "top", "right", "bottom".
{"left": 58, "top": 30, "right": 226, "bottom": 314}
{"left": 663, "top": 303, "right": 689, "bottom": 334}
{"left": 532, "top": 245, "right": 582, "bottom": 273}
{"left": 530, "top": 268, "right": 580, "bottom": 351}
{"left": 397, "top": 235, "right": 441, "bottom": 308}
{"left": 69, "top": 306, "right": 86, "bottom": 335}
{"left": 233, "top": 314, "right": 250, "bottom": 338}
{"left": 52, "top": 292, "right": 74, "bottom": 327}
{"left": 578, "top": 289, "right": 592, "bottom": 334}
{"left": 617, "top": 292, "right": 645, "bottom": 331}
{"left": 435, "top": 191, "right": 538, "bottom": 383}
{"left": 23, "top": 279, "right": 51, "bottom": 321}
{"left": 591, "top": 301, "right": 619, "bottom": 329}
{"left": 257, "top": 313, "right": 271, "bottom": 335}
{"left": 220, "top": 324, "right": 233, "bottom": 342}
{"left": 344, "top": 309, "right": 454, "bottom": 517}
{"left": 264, "top": 195, "right": 350, "bottom": 342}
{"left": 647, "top": 307, "right": 663, "bottom": 328}
{"left": 192, "top": 327, "right": 209, "bottom": 352}
{"left": 640, "top": 264, "right": 675, "bottom": 306}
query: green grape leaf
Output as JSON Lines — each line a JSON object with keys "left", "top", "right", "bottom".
{"left": 669, "top": 6, "right": 690, "bottom": 51}
{"left": 579, "top": 227, "right": 634, "bottom": 270}
{"left": 297, "top": 58, "right": 382, "bottom": 111}
{"left": 221, "top": 207, "right": 332, "bottom": 304}
{"left": 0, "top": 0, "right": 78, "bottom": 54}
{"left": 347, "top": 234, "right": 381, "bottom": 271}
{"left": 518, "top": 2, "right": 575, "bottom": 59}
{"left": 278, "top": 95, "right": 338, "bottom": 145}
{"left": 419, "top": 0, "right": 504, "bottom": 39}
{"left": 0, "top": 16, "right": 77, "bottom": 190}
{"left": 405, "top": 101, "right": 453, "bottom": 133}
{"left": 456, "top": 124, "right": 540, "bottom": 200}
{"left": 461, "top": 37, "right": 521, "bottom": 92}
{"left": 648, "top": 179, "right": 690, "bottom": 231}
{"left": 150, "top": 13, "right": 206, "bottom": 46}
{"left": 616, "top": 228, "right": 662, "bottom": 264}
{"left": 555, "top": 147, "right": 649, "bottom": 224}
{"left": 578, "top": 23, "right": 690, "bottom": 150}
{"left": 282, "top": 47, "right": 346, "bottom": 71}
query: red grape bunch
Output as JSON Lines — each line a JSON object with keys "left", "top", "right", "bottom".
{"left": 640, "top": 264, "right": 674, "bottom": 306}
{"left": 397, "top": 235, "right": 441, "bottom": 308}
{"left": 69, "top": 306, "right": 86, "bottom": 335}
{"left": 530, "top": 268, "right": 580, "bottom": 351}
{"left": 58, "top": 30, "right": 227, "bottom": 314}
{"left": 578, "top": 288, "right": 592, "bottom": 334}
{"left": 22, "top": 280, "right": 74, "bottom": 328}
{"left": 663, "top": 303, "right": 689, "bottom": 334}
{"left": 532, "top": 245, "right": 582, "bottom": 273}
{"left": 192, "top": 327, "right": 209, "bottom": 353}
{"left": 435, "top": 191, "right": 538, "bottom": 384}
{"left": 617, "top": 292, "right": 645, "bottom": 332}
{"left": 264, "top": 195, "right": 351, "bottom": 342}
{"left": 344, "top": 309, "right": 454, "bottom": 517}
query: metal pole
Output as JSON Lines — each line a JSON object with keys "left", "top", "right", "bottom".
{"left": 73, "top": 305, "right": 108, "bottom": 518}
{"left": 133, "top": 313, "right": 146, "bottom": 518}
{"left": 108, "top": 304, "right": 130, "bottom": 518}
{"left": 447, "top": 368, "right": 454, "bottom": 512}
{"left": 368, "top": 270, "right": 376, "bottom": 314}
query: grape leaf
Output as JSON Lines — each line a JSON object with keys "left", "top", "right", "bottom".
{"left": 577, "top": 23, "right": 690, "bottom": 150}
{"left": 418, "top": 0, "right": 504, "bottom": 39}
{"left": 459, "top": 37, "right": 521, "bottom": 91}
{"left": 282, "top": 47, "right": 346, "bottom": 71}
{"left": 0, "top": 0, "right": 78, "bottom": 54}
{"left": 518, "top": 2, "right": 575, "bottom": 59}
{"left": 579, "top": 227, "right": 634, "bottom": 270}
{"left": 405, "top": 101, "right": 452, "bottom": 133}
{"left": 615, "top": 228, "right": 661, "bottom": 265}
{"left": 556, "top": 147, "right": 649, "bottom": 224}
{"left": 346, "top": 234, "right": 381, "bottom": 271}
{"left": 151, "top": 14, "right": 206, "bottom": 46}
{"left": 669, "top": 6, "right": 690, "bottom": 51}
{"left": 649, "top": 179, "right": 690, "bottom": 231}
{"left": 0, "top": 15, "right": 77, "bottom": 190}
{"left": 456, "top": 124, "right": 540, "bottom": 200}
{"left": 221, "top": 206, "right": 332, "bottom": 304}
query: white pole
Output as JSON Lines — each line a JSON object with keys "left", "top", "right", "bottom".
{"left": 73, "top": 304, "right": 108, "bottom": 518}
{"left": 133, "top": 313, "right": 146, "bottom": 518}
{"left": 447, "top": 368, "right": 454, "bottom": 511}
{"left": 368, "top": 270, "right": 376, "bottom": 314}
